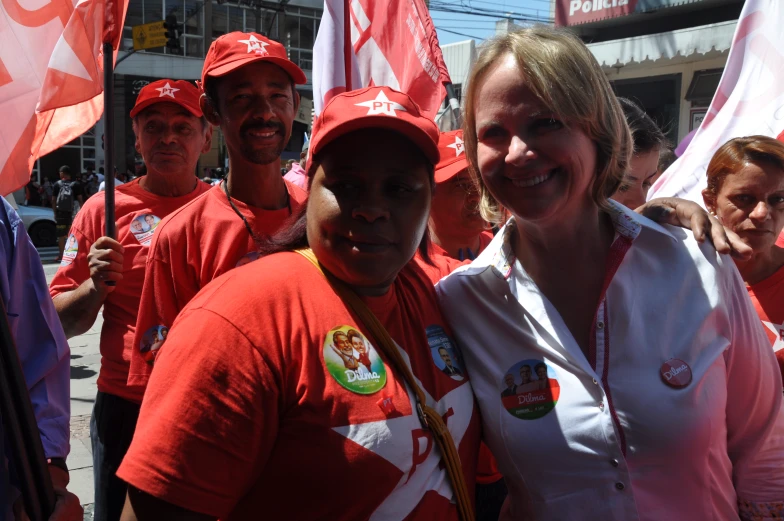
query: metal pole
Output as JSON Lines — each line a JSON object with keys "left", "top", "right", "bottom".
{"left": 0, "top": 298, "right": 55, "bottom": 521}
{"left": 103, "top": 42, "right": 117, "bottom": 286}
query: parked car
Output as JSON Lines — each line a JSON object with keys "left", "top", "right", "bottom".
{"left": 4, "top": 195, "right": 57, "bottom": 247}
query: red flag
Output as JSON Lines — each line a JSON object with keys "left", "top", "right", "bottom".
{"left": 313, "top": 0, "right": 452, "bottom": 120}
{"left": 0, "top": 0, "right": 128, "bottom": 196}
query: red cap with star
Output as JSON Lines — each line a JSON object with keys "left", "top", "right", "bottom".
{"left": 307, "top": 86, "right": 440, "bottom": 175}
{"left": 435, "top": 130, "right": 468, "bottom": 183}
{"left": 200, "top": 32, "right": 307, "bottom": 90}
{"left": 130, "top": 79, "right": 202, "bottom": 118}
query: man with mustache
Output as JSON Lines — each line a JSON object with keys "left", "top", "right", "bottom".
{"left": 128, "top": 32, "right": 308, "bottom": 389}
{"left": 49, "top": 79, "right": 212, "bottom": 521}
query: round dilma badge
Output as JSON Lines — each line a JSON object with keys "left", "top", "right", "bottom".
{"left": 500, "top": 359, "right": 561, "bottom": 420}
{"left": 660, "top": 359, "right": 692, "bottom": 388}
{"left": 323, "top": 325, "right": 387, "bottom": 395}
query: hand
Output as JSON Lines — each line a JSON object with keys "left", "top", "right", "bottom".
{"left": 12, "top": 466, "right": 83, "bottom": 521}
{"left": 48, "top": 465, "right": 82, "bottom": 521}
{"left": 88, "top": 235, "right": 124, "bottom": 293}
{"left": 637, "top": 197, "right": 752, "bottom": 261}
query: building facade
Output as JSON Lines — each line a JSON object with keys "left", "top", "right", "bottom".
{"left": 556, "top": 0, "right": 744, "bottom": 147}
{"left": 34, "top": 0, "right": 321, "bottom": 186}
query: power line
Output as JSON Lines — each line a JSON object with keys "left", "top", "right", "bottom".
{"left": 436, "top": 26, "right": 487, "bottom": 40}
{"left": 429, "top": 3, "right": 552, "bottom": 23}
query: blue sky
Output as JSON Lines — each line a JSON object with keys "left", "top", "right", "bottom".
{"left": 432, "top": 0, "right": 554, "bottom": 46}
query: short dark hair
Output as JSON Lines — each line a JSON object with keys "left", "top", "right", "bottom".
{"left": 534, "top": 362, "right": 547, "bottom": 374}
{"left": 59, "top": 165, "right": 71, "bottom": 175}
{"left": 618, "top": 98, "right": 666, "bottom": 155}
{"left": 658, "top": 147, "right": 677, "bottom": 173}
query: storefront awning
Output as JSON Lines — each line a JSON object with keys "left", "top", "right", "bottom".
{"left": 586, "top": 20, "right": 736, "bottom": 68}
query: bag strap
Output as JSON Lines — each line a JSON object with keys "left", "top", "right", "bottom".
{"left": 296, "top": 248, "right": 475, "bottom": 521}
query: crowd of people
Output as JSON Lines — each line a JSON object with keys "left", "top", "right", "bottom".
{"left": 5, "top": 24, "right": 784, "bottom": 521}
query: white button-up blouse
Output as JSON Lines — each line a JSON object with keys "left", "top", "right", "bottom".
{"left": 436, "top": 202, "right": 784, "bottom": 521}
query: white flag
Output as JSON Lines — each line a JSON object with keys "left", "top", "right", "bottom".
{"left": 649, "top": 0, "right": 784, "bottom": 205}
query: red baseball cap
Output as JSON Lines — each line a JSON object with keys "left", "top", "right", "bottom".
{"left": 200, "top": 32, "right": 307, "bottom": 89}
{"left": 777, "top": 129, "right": 784, "bottom": 143}
{"left": 435, "top": 130, "right": 468, "bottom": 183}
{"left": 307, "top": 86, "right": 439, "bottom": 174}
{"left": 130, "top": 79, "right": 202, "bottom": 118}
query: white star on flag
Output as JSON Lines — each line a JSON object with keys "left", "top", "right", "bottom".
{"left": 355, "top": 91, "right": 407, "bottom": 117}
{"left": 447, "top": 135, "right": 464, "bottom": 157}
{"left": 763, "top": 321, "right": 784, "bottom": 352}
{"left": 238, "top": 35, "right": 269, "bottom": 55}
{"left": 155, "top": 82, "right": 179, "bottom": 99}
{"left": 332, "top": 346, "right": 474, "bottom": 519}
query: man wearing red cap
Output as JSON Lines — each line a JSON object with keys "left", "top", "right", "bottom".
{"left": 429, "top": 129, "right": 493, "bottom": 261}
{"left": 128, "top": 32, "right": 309, "bottom": 390}
{"left": 49, "top": 79, "right": 213, "bottom": 521}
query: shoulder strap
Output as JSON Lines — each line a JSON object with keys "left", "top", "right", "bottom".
{"left": 296, "top": 248, "right": 475, "bottom": 521}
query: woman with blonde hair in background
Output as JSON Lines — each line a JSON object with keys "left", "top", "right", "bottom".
{"left": 437, "top": 25, "right": 784, "bottom": 521}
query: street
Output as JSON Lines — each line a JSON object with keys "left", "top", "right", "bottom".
{"left": 42, "top": 261, "right": 99, "bottom": 519}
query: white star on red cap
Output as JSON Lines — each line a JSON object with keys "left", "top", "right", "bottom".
{"left": 238, "top": 35, "right": 269, "bottom": 55}
{"left": 155, "top": 82, "right": 179, "bottom": 99}
{"left": 355, "top": 91, "right": 407, "bottom": 117}
{"left": 446, "top": 135, "right": 464, "bottom": 157}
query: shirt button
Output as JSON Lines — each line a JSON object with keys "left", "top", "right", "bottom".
{"left": 615, "top": 482, "right": 625, "bottom": 491}
{"left": 610, "top": 459, "right": 619, "bottom": 467}
{"left": 592, "top": 378, "right": 599, "bottom": 385}
{"left": 598, "top": 402, "right": 605, "bottom": 410}
{"left": 597, "top": 321, "right": 605, "bottom": 330}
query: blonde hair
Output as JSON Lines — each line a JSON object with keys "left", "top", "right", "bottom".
{"left": 462, "top": 25, "right": 632, "bottom": 225}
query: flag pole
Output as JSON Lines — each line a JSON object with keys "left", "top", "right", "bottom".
{"left": 344, "top": 0, "right": 351, "bottom": 91}
{"left": 103, "top": 42, "right": 116, "bottom": 287}
{"left": 0, "top": 296, "right": 56, "bottom": 521}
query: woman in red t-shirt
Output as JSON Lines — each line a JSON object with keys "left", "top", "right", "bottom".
{"left": 117, "top": 86, "right": 482, "bottom": 521}
{"left": 702, "top": 135, "right": 784, "bottom": 385}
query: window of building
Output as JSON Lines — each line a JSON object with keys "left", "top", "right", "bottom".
{"left": 685, "top": 68, "right": 723, "bottom": 107}
{"left": 123, "top": 0, "right": 320, "bottom": 64}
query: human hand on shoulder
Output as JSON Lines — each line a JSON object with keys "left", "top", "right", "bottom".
{"left": 88, "top": 234, "right": 125, "bottom": 294}
{"left": 637, "top": 197, "right": 752, "bottom": 261}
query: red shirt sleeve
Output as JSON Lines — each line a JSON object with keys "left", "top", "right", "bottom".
{"left": 127, "top": 233, "right": 199, "bottom": 388}
{"left": 118, "top": 305, "right": 280, "bottom": 517}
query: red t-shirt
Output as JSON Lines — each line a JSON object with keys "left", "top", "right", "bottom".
{"left": 128, "top": 180, "right": 307, "bottom": 388}
{"left": 746, "top": 264, "right": 784, "bottom": 385}
{"left": 48, "top": 178, "right": 211, "bottom": 403}
{"left": 117, "top": 252, "right": 480, "bottom": 520}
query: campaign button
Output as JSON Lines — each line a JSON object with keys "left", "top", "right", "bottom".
{"left": 660, "top": 359, "right": 692, "bottom": 388}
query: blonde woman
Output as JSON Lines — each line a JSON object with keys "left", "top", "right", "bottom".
{"left": 436, "top": 26, "right": 784, "bottom": 521}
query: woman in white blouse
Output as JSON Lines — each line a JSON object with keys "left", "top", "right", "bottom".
{"left": 436, "top": 26, "right": 784, "bottom": 521}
